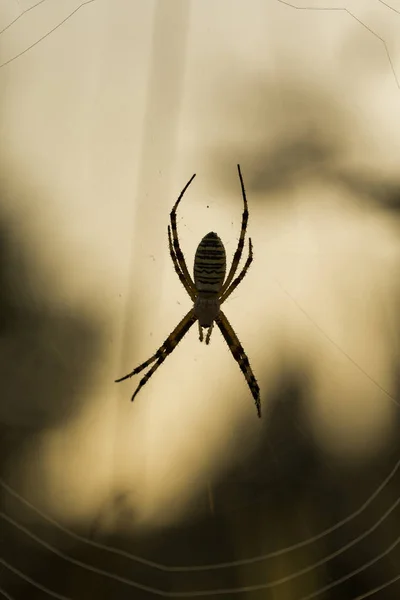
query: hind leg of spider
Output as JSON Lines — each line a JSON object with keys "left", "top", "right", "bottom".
{"left": 220, "top": 164, "right": 249, "bottom": 295}
{"left": 168, "top": 225, "right": 196, "bottom": 301}
{"left": 115, "top": 353, "right": 157, "bottom": 382}
{"left": 220, "top": 238, "right": 253, "bottom": 304}
{"left": 115, "top": 309, "right": 197, "bottom": 400}
{"left": 130, "top": 354, "right": 167, "bottom": 401}
{"left": 170, "top": 174, "right": 197, "bottom": 295}
{"left": 216, "top": 309, "right": 261, "bottom": 418}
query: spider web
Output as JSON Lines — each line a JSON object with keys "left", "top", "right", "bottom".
{"left": 1, "top": 0, "right": 400, "bottom": 599}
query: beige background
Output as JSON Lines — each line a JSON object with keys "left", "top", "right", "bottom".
{"left": 1, "top": 1, "right": 400, "bottom": 596}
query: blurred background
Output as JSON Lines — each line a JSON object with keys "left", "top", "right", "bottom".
{"left": 1, "top": 0, "right": 400, "bottom": 598}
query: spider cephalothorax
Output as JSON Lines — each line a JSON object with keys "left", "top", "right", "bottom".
{"left": 116, "top": 165, "right": 261, "bottom": 417}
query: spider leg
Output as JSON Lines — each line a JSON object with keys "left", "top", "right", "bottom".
{"left": 198, "top": 321, "right": 204, "bottom": 342}
{"left": 170, "top": 173, "right": 197, "bottom": 295}
{"left": 220, "top": 164, "right": 249, "bottom": 295}
{"left": 220, "top": 238, "right": 253, "bottom": 304}
{"left": 168, "top": 225, "right": 196, "bottom": 301}
{"left": 115, "top": 309, "right": 197, "bottom": 401}
{"left": 216, "top": 309, "right": 261, "bottom": 418}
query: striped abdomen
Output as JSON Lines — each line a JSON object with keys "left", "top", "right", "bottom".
{"left": 193, "top": 231, "right": 226, "bottom": 294}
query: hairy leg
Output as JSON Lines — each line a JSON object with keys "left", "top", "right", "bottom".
{"left": 220, "top": 238, "right": 253, "bottom": 304}
{"left": 220, "top": 164, "right": 249, "bottom": 295}
{"left": 216, "top": 309, "right": 261, "bottom": 417}
{"left": 115, "top": 309, "right": 197, "bottom": 401}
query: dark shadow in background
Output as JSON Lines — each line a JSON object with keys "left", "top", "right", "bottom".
{"left": 0, "top": 206, "right": 104, "bottom": 459}
{"left": 6, "top": 366, "right": 398, "bottom": 599}
{"left": 204, "top": 74, "right": 400, "bottom": 213}
{"left": 0, "top": 169, "right": 108, "bottom": 597}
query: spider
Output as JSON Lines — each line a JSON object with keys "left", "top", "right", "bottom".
{"left": 115, "top": 164, "right": 261, "bottom": 418}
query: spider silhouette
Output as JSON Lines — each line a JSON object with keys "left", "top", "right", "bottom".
{"left": 116, "top": 164, "right": 261, "bottom": 417}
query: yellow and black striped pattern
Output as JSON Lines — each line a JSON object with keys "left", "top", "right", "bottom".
{"left": 193, "top": 232, "right": 226, "bottom": 294}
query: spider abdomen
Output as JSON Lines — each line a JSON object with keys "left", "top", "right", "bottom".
{"left": 193, "top": 232, "right": 226, "bottom": 294}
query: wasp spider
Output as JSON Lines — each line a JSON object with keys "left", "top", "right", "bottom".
{"left": 115, "top": 164, "right": 261, "bottom": 417}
